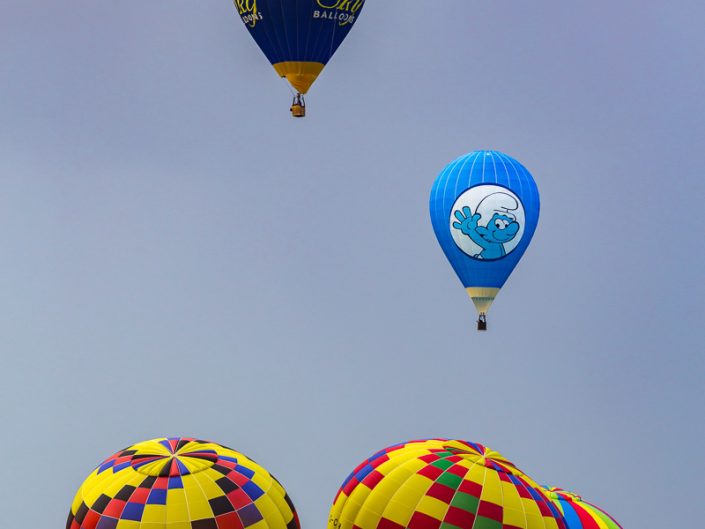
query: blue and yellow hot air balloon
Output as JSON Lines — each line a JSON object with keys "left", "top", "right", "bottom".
{"left": 233, "top": 0, "right": 365, "bottom": 117}
{"left": 430, "top": 151, "right": 540, "bottom": 330}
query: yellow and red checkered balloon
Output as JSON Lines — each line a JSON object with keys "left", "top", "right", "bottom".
{"left": 328, "top": 439, "right": 567, "bottom": 529}
{"left": 67, "top": 437, "right": 299, "bottom": 529}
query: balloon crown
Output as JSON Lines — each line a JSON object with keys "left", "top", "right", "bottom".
{"left": 95, "top": 437, "right": 224, "bottom": 477}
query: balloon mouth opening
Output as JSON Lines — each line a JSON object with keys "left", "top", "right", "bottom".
{"left": 272, "top": 61, "right": 325, "bottom": 94}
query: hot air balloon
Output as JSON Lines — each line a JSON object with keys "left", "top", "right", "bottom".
{"left": 233, "top": 0, "right": 365, "bottom": 117}
{"left": 328, "top": 439, "right": 566, "bottom": 529}
{"left": 67, "top": 437, "right": 300, "bottom": 529}
{"left": 430, "top": 150, "right": 540, "bottom": 330}
{"left": 544, "top": 488, "right": 623, "bottom": 529}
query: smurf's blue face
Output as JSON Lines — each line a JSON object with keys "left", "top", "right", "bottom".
{"left": 476, "top": 213, "right": 519, "bottom": 243}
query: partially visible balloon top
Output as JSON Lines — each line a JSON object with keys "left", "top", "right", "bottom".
{"left": 340, "top": 439, "right": 528, "bottom": 486}
{"left": 544, "top": 486, "right": 623, "bottom": 529}
{"left": 68, "top": 437, "right": 300, "bottom": 529}
{"left": 336, "top": 439, "right": 546, "bottom": 498}
{"left": 330, "top": 439, "right": 565, "bottom": 529}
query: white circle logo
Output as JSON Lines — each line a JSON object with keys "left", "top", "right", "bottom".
{"left": 449, "top": 185, "right": 525, "bottom": 260}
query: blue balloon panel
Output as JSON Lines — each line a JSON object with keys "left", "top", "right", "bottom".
{"left": 234, "top": 0, "right": 364, "bottom": 68}
{"left": 430, "top": 151, "right": 540, "bottom": 295}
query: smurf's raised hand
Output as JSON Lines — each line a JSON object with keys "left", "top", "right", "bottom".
{"left": 452, "top": 207, "right": 481, "bottom": 236}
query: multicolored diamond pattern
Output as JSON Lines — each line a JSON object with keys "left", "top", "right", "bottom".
{"left": 329, "top": 439, "right": 567, "bottom": 529}
{"left": 67, "top": 437, "right": 300, "bottom": 529}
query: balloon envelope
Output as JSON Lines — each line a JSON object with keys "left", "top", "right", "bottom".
{"left": 430, "top": 150, "right": 540, "bottom": 317}
{"left": 544, "top": 488, "right": 623, "bottom": 529}
{"left": 234, "top": 0, "right": 365, "bottom": 94}
{"left": 329, "top": 439, "right": 566, "bottom": 529}
{"left": 67, "top": 437, "right": 300, "bottom": 529}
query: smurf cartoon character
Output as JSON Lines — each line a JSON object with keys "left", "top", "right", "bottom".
{"left": 452, "top": 192, "right": 521, "bottom": 260}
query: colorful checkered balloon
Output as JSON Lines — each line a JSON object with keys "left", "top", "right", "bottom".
{"left": 328, "top": 439, "right": 567, "bottom": 529}
{"left": 543, "top": 488, "right": 622, "bottom": 529}
{"left": 67, "top": 437, "right": 300, "bottom": 529}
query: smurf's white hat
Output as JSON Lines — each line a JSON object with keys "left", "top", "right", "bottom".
{"left": 475, "top": 192, "right": 519, "bottom": 225}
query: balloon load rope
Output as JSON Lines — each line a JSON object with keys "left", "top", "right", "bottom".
{"left": 283, "top": 77, "right": 296, "bottom": 96}
{"left": 477, "top": 313, "right": 487, "bottom": 331}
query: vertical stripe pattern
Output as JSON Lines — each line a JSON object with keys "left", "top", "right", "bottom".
{"left": 430, "top": 151, "right": 540, "bottom": 313}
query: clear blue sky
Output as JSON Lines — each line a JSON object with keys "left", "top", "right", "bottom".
{"left": 1, "top": 2, "right": 704, "bottom": 528}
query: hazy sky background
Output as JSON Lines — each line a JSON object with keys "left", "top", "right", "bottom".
{"left": 1, "top": 2, "right": 704, "bottom": 528}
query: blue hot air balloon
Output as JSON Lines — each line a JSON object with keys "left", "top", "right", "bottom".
{"left": 233, "top": 0, "right": 365, "bottom": 117}
{"left": 430, "top": 151, "right": 540, "bottom": 330}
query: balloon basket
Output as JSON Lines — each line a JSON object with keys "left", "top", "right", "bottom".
{"left": 290, "top": 93, "right": 306, "bottom": 118}
{"left": 477, "top": 314, "right": 487, "bottom": 331}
